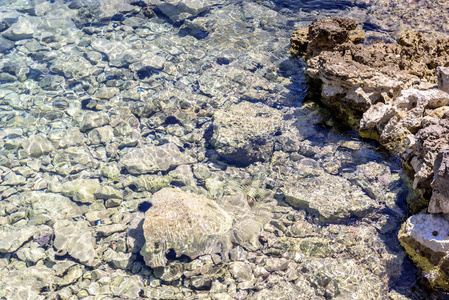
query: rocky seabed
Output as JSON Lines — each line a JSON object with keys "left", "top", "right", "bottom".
{"left": 0, "top": 0, "right": 445, "bottom": 299}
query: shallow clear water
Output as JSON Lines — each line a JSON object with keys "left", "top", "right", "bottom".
{"left": 0, "top": 0, "right": 448, "bottom": 299}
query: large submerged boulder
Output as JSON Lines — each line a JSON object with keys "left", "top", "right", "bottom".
{"left": 140, "top": 188, "right": 233, "bottom": 268}
{"left": 147, "top": 0, "right": 225, "bottom": 22}
{"left": 210, "top": 101, "right": 283, "bottom": 165}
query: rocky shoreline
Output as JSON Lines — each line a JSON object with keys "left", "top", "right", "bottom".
{"left": 0, "top": 0, "right": 442, "bottom": 299}
{"left": 292, "top": 16, "right": 449, "bottom": 291}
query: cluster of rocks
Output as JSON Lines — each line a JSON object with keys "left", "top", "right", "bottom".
{"left": 292, "top": 16, "right": 449, "bottom": 290}
{"left": 0, "top": 0, "right": 431, "bottom": 299}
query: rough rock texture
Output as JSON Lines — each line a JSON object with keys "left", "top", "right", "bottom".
{"left": 429, "top": 150, "right": 449, "bottom": 213}
{"left": 293, "top": 17, "right": 449, "bottom": 291}
{"left": 398, "top": 213, "right": 449, "bottom": 290}
{"left": 293, "top": 18, "right": 449, "bottom": 199}
{"left": 141, "top": 188, "right": 233, "bottom": 267}
{"left": 210, "top": 101, "right": 283, "bottom": 165}
{"left": 436, "top": 66, "right": 449, "bottom": 93}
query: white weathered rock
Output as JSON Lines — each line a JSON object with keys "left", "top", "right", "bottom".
{"left": 398, "top": 212, "right": 449, "bottom": 289}
{"left": 400, "top": 212, "right": 449, "bottom": 253}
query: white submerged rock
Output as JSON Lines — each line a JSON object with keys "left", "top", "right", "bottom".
{"left": 140, "top": 188, "right": 233, "bottom": 267}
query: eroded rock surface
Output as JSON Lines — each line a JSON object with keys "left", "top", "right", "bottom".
{"left": 141, "top": 188, "right": 233, "bottom": 267}
{"left": 283, "top": 163, "right": 380, "bottom": 223}
{"left": 398, "top": 213, "right": 449, "bottom": 290}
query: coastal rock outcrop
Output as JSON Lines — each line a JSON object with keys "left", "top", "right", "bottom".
{"left": 140, "top": 188, "right": 233, "bottom": 268}
{"left": 292, "top": 16, "right": 449, "bottom": 290}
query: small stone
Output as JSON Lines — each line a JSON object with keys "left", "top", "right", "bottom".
{"left": 62, "top": 179, "right": 101, "bottom": 203}
{"left": 88, "top": 125, "right": 114, "bottom": 145}
{"left": 229, "top": 261, "right": 253, "bottom": 282}
{"left": 80, "top": 111, "right": 110, "bottom": 132}
{"left": 94, "top": 185, "right": 123, "bottom": 200}
{"left": 265, "top": 258, "right": 289, "bottom": 272}
{"left": 21, "top": 135, "right": 54, "bottom": 158}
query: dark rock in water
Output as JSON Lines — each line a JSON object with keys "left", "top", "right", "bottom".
{"left": 307, "top": 17, "right": 357, "bottom": 56}
{"left": 429, "top": 149, "right": 449, "bottom": 213}
{"left": 0, "top": 36, "right": 14, "bottom": 52}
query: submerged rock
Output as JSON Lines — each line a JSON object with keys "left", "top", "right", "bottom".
{"left": 283, "top": 163, "right": 380, "bottom": 223}
{"left": 210, "top": 101, "right": 283, "bottom": 165}
{"left": 120, "top": 143, "right": 195, "bottom": 175}
{"left": 140, "top": 188, "right": 233, "bottom": 267}
{"left": 150, "top": 0, "right": 225, "bottom": 22}
{"left": 293, "top": 17, "right": 449, "bottom": 290}
{"left": 21, "top": 135, "right": 54, "bottom": 158}
{"left": 62, "top": 178, "right": 101, "bottom": 203}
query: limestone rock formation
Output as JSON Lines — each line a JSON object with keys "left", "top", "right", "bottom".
{"left": 140, "top": 188, "right": 233, "bottom": 267}
{"left": 292, "top": 17, "right": 449, "bottom": 290}
{"left": 292, "top": 17, "right": 449, "bottom": 204}
{"left": 398, "top": 213, "right": 449, "bottom": 290}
